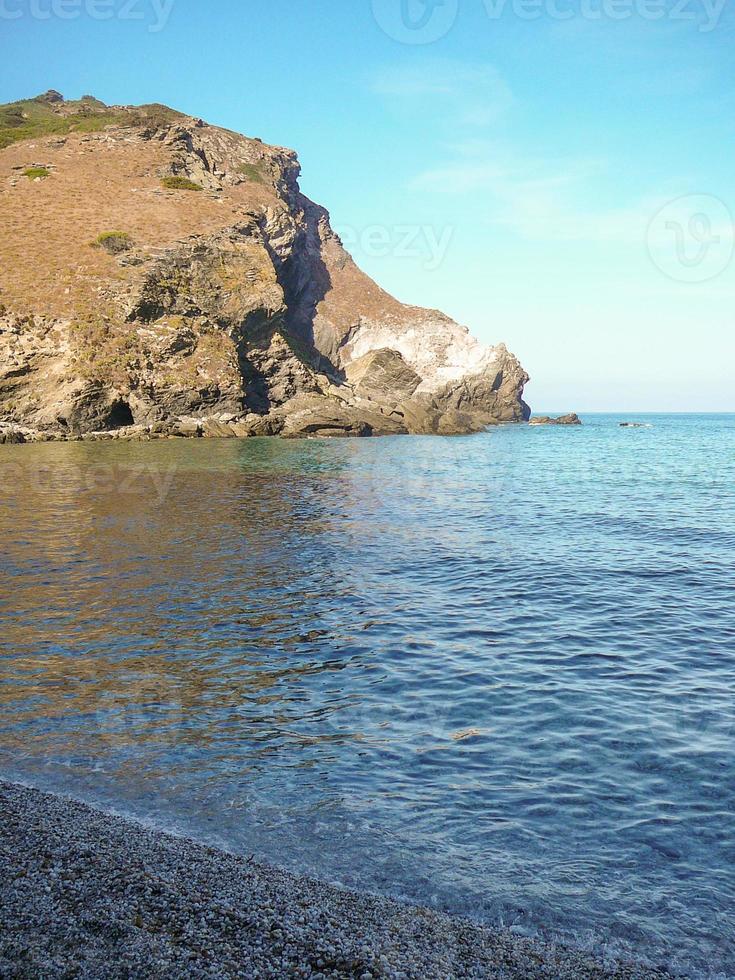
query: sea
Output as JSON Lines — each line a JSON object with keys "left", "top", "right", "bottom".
{"left": 1, "top": 414, "right": 733, "bottom": 977}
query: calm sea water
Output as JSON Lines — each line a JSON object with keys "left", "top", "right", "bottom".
{"left": 1, "top": 415, "right": 734, "bottom": 977}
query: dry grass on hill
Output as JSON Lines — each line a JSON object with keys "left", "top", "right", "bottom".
{"left": 0, "top": 118, "right": 277, "bottom": 320}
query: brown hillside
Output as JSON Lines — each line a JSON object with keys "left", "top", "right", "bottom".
{"left": 0, "top": 93, "right": 529, "bottom": 441}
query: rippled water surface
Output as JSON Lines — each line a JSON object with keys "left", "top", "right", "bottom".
{"left": 1, "top": 415, "right": 734, "bottom": 977}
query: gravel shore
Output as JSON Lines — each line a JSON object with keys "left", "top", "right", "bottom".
{"left": 0, "top": 780, "right": 675, "bottom": 979}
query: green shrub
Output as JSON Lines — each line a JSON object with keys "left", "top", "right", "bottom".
{"left": 92, "top": 231, "right": 132, "bottom": 254}
{"left": 238, "top": 163, "right": 266, "bottom": 184}
{"left": 162, "top": 175, "right": 203, "bottom": 192}
{"left": 0, "top": 96, "right": 185, "bottom": 151}
{"left": 23, "top": 166, "right": 50, "bottom": 179}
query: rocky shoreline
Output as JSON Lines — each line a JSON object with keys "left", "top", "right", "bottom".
{"left": 0, "top": 780, "right": 675, "bottom": 979}
{"left": 1, "top": 411, "right": 590, "bottom": 445}
{"left": 0, "top": 401, "right": 499, "bottom": 446}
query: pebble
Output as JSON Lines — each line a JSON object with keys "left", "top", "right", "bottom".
{"left": 0, "top": 780, "right": 677, "bottom": 980}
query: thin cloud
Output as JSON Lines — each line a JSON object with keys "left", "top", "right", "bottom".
{"left": 370, "top": 61, "right": 514, "bottom": 126}
{"left": 410, "top": 149, "right": 671, "bottom": 245}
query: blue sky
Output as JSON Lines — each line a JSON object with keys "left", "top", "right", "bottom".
{"left": 2, "top": 0, "right": 734, "bottom": 410}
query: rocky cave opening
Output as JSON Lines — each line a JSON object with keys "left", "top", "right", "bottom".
{"left": 106, "top": 400, "right": 135, "bottom": 430}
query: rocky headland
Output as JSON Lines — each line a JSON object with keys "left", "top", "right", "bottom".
{"left": 0, "top": 92, "right": 531, "bottom": 443}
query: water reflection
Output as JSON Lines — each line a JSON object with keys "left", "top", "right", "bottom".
{"left": 1, "top": 421, "right": 734, "bottom": 977}
{"left": 2, "top": 439, "right": 374, "bottom": 774}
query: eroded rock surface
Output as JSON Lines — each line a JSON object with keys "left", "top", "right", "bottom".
{"left": 0, "top": 93, "right": 531, "bottom": 440}
{"left": 529, "top": 414, "right": 582, "bottom": 426}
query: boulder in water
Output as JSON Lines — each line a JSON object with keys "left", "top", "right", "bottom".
{"left": 529, "top": 414, "right": 582, "bottom": 426}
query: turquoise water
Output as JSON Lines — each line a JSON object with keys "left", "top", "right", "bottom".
{"left": 1, "top": 414, "right": 734, "bottom": 977}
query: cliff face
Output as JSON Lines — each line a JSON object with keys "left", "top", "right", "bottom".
{"left": 0, "top": 92, "right": 530, "bottom": 440}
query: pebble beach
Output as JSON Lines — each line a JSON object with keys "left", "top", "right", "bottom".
{"left": 0, "top": 780, "right": 676, "bottom": 980}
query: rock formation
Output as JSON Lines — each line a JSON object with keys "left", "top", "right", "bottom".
{"left": 529, "top": 414, "right": 582, "bottom": 426}
{"left": 0, "top": 93, "right": 530, "bottom": 441}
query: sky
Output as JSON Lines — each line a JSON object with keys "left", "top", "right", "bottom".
{"left": 2, "top": 0, "right": 734, "bottom": 411}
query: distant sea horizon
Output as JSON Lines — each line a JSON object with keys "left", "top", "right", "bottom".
{"left": 532, "top": 410, "right": 735, "bottom": 415}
